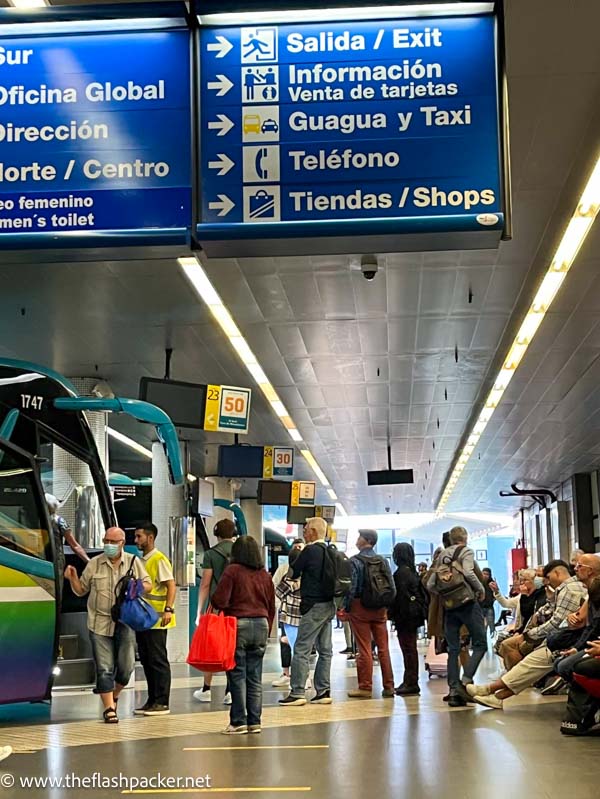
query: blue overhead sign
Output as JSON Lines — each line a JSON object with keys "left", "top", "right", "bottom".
{"left": 0, "top": 30, "right": 191, "bottom": 246}
{"left": 198, "top": 14, "right": 504, "bottom": 252}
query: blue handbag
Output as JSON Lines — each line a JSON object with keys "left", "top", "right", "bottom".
{"left": 112, "top": 556, "right": 160, "bottom": 632}
{"left": 119, "top": 577, "right": 160, "bottom": 631}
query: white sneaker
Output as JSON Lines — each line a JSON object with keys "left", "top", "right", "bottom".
{"left": 223, "top": 692, "right": 232, "bottom": 705}
{"left": 466, "top": 683, "right": 491, "bottom": 698}
{"left": 0, "top": 746, "right": 11, "bottom": 763}
{"left": 193, "top": 689, "right": 212, "bottom": 703}
{"left": 272, "top": 675, "right": 291, "bottom": 688}
{"left": 473, "top": 694, "right": 504, "bottom": 710}
{"left": 221, "top": 724, "right": 247, "bottom": 735}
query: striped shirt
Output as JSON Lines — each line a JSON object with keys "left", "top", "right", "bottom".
{"left": 524, "top": 576, "right": 587, "bottom": 643}
{"left": 275, "top": 573, "right": 302, "bottom": 627}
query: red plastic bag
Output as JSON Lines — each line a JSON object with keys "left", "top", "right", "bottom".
{"left": 187, "top": 611, "right": 237, "bottom": 672}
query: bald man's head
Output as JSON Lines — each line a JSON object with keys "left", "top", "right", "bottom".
{"left": 575, "top": 554, "right": 600, "bottom": 586}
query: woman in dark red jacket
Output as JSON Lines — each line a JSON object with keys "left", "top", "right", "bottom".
{"left": 212, "top": 536, "right": 275, "bottom": 735}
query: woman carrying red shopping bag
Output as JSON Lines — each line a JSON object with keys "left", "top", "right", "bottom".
{"left": 211, "top": 537, "right": 275, "bottom": 735}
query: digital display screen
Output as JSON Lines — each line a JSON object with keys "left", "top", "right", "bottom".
{"left": 218, "top": 445, "right": 264, "bottom": 478}
{"left": 258, "top": 480, "right": 292, "bottom": 506}
{"left": 139, "top": 378, "right": 207, "bottom": 429}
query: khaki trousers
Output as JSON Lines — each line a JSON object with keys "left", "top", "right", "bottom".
{"left": 502, "top": 645, "right": 554, "bottom": 694}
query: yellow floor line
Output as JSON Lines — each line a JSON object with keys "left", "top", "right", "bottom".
{"left": 122, "top": 789, "right": 311, "bottom": 795}
{"left": 183, "top": 745, "right": 329, "bottom": 751}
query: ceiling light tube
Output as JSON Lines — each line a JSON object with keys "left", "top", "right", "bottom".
{"left": 199, "top": 4, "right": 493, "bottom": 26}
{"left": 288, "top": 428, "right": 303, "bottom": 443}
{"left": 437, "top": 152, "right": 600, "bottom": 510}
{"left": 246, "top": 363, "right": 269, "bottom": 384}
{"left": 107, "top": 427, "right": 153, "bottom": 459}
{"left": 209, "top": 305, "right": 241, "bottom": 338}
{"left": 327, "top": 489, "right": 338, "bottom": 501}
{"left": 229, "top": 336, "right": 257, "bottom": 365}
{"left": 335, "top": 503, "right": 349, "bottom": 517}
{"left": 301, "top": 449, "right": 330, "bottom": 487}
{"left": 7, "top": 0, "right": 48, "bottom": 7}
{"left": 258, "top": 382, "right": 280, "bottom": 403}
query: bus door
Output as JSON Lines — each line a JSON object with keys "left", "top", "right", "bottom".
{"left": 0, "top": 439, "right": 56, "bottom": 704}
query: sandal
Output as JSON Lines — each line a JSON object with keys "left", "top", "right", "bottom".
{"left": 103, "top": 707, "right": 119, "bottom": 724}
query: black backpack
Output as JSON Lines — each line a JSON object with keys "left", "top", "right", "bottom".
{"left": 321, "top": 544, "right": 352, "bottom": 604}
{"left": 356, "top": 554, "right": 396, "bottom": 609}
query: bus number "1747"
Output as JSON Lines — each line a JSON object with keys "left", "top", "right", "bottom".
{"left": 20, "top": 394, "right": 44, "bottom": 410}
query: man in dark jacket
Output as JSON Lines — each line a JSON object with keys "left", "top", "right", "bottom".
{"left": 389, "top": 542, "right": 427, "bottom": 696}
{"left": 279, "top": 517, "right": 336, "bottom": 707}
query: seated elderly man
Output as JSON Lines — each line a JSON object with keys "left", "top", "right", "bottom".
{"left": 468, "top": 558, "right": 595, "bottom": 710}
{"left": 548, "top": 573, "right": 600, "bottom": 694}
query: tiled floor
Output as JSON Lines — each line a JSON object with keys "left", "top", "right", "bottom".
{"left": 1, "top": 633, "right": 598, "bottom": 798}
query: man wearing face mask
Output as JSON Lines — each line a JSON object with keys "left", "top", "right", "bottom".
{"left": 133, "top": 522, "right": 176, "bottom": 716}
{"left": 491, "top": 569, "right": 547, "bottom": 662}
{"left": 65, "top": 527, "right": 151, "bottom": 723}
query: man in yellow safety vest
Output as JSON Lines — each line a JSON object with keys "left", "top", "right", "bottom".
{"left": 133, "top": 522, "right": 177, "bottom": 716}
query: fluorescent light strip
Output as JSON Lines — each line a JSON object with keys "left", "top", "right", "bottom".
{"left": 301, "top": 449, "right": 330, "bottom": 487}
{"left": 199, "top": 3, "right": 493, "bottom": 25}
{"left": 0, "top": 18, "right": 182, "bottom": 35}
{"left": 106, "top": 427, "right": 153, "bottom": 459}
{"left": 335, "top": 503, "right": 349, "bottom": 517}
{"left": 178, "top": 257, "right": 340, "bottom": 494}
{"left": 437, "top": 153, "right": 600, "bottom": 511}
{"left": 327, "top": 489, "right": 338, "bottom": 501}
{"left": 106, "top": 428, "right": 202, "bottom": 483}
{"left": 7, "top": 0, "right": 48, "bottom": 7}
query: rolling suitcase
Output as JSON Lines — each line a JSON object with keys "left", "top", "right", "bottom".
{"left": 424, "top": 637, "right": 448, "bottom": 679}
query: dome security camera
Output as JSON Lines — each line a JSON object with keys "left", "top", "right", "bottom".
{"left": 361, "top": 254, "right": 378, "bottom": 281}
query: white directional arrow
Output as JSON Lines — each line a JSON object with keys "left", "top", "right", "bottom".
{"left": 207, "top": 75, "right": 234, "bottom": 97}
{"left": 208, "top": 114, "right": 235, "bottom": 137}
{"left": 207, "top": 35, "right": 234, "bottom": 59}
{"left": 209, "top": 195, "right": 235, "bottom": 218}
{"left": 208, "top": 153, "right": 235, "bottom": 176}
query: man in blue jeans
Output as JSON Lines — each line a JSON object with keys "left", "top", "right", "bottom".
{"left": 279, "top": 517, "right": 336, "bottom": 706}
{"left": 427, "top": 526, "right": 487, "bottom": 707}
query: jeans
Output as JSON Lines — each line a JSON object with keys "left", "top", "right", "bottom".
{"left": 397, "top": 630, "right": 419, "bottom": 687}
{"left": 348, "top": 599, "right": 394, "bottom": 692}
{"left": 228, "top": 617, "right": 268, "bottom": 728}
{"left": 280, "top": 624, "right": 292, "bottom": 669}
{"left": 444, "top": 601, "right": 487, "bottom": 692}
{"left": 482, "top": 607, "right": 496, "bottom": 634}
{"left": 290, "top": 601, "right": 335, "bottom": 696}
{"left": 283, "top": 623, "right": 299, "bottom": 653}
{"left": 136, "top": 628, "right": 171, "bottom": 706}
{"left": 556, "top": 649, "right": 589, "bottom": 682}
{"left": 89, "top": 623, "right": 136, "bottom": 694}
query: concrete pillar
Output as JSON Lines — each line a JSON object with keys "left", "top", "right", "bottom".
{"left": 240, "top": 498, "right": 264, "bottom": 547}
{"left": 152, "top": 441, "right": 189, "bottom": 663}
{"left": 54, "top": 377, "right": 109, "bottom": 548}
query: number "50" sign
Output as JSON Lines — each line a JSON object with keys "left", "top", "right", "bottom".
{"left": 204, "top": 385, "right": 252, "bottom": 434}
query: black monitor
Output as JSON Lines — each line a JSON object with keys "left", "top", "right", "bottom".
{"left": 258, "top": 480, "right": 292, "bottom": 506}
{"left": 139, "top": 377, "right": 207, "bottom": 429}
{"left": 218, "top": 445, "right": 264, "bottom": 478}
{"left": 287, "top": 505, "right": 314, "bottom": 524}
{"left": 367, "top": 468, "right": 414, "bottom": 486}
